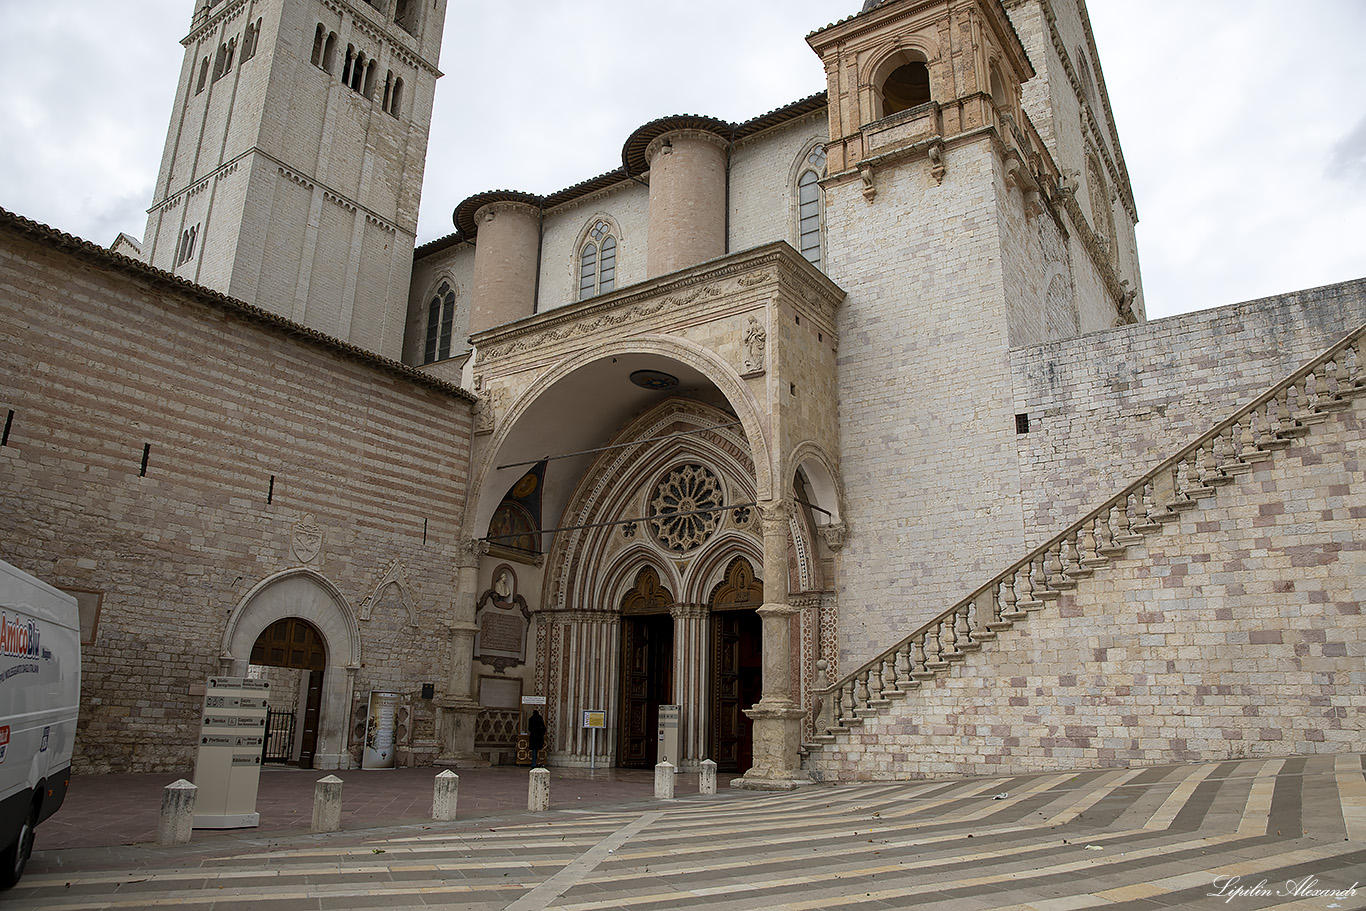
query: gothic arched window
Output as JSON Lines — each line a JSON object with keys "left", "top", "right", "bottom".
{"left": 578, "top": 220, "right": 617, "bottom": 300}
{"left": 796, "top": 146, "right": 826, "bottom": 269}
{"left": 423, "top": 280, "right": 456, "bottom": 363}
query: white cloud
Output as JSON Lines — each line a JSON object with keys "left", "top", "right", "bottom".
{"left": 0, "top": 0, "right": 1360, "bottom": 321}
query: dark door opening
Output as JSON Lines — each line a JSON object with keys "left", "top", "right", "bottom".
{"left": 713, "top": 609, "right": 761, "bottom": 773}
{"left": 618, "top": 613, "right": 673, "bottom": 768}
{"left": 250, "top": 617, "right": 326, "bottom": 768}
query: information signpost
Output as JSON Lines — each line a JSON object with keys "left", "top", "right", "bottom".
{"left": 582, "top": 710, "right": 605, "bottom": 770}
{"left": 193, "top": 676, "right": 268, "bottom": 828}
{"left": 657, "top": 704, "right": 680, "bottom": 766}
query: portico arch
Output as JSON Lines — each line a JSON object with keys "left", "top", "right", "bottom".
{"left": 221, "top": 569, "right": 359, "bottom": 769}
{"left": 467, "top": 333, "right": 775, "bottom": 543}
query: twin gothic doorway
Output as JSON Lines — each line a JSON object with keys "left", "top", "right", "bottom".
{"left": 616, "top": 558, "right": 763, "bottom": 772}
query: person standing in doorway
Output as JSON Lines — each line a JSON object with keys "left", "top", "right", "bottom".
{"left": 528, "top": 709, "right": 546, "bottom": 767}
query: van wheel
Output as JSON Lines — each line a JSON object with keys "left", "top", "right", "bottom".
{"left": 0, "top": 801, "right": 37, "bottom": 889}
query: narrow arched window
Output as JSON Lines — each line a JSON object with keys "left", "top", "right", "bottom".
{"left": 197, "top": 56, "right": 210, "bottom": 94}
{"left": 241, "top": 19, "right": 261, "bottom": 65}
{"left": 363, "top": 59, "right": 378, "bottom": 98}
{"left": 389, "top": 76, "right": 403, "bottom": 117}
{"left": 322, "top": 32, "right": 337, "bottom": 74}
{"left": 342, "top": 45, "right": 355, "bottom": 85}
{"left": 311, "top": 24, "right": 325, "bottom": 67}
{"left": 395, "top": 0, "right": 418, "bottom": 34}
{"left": 577, "top": 221, "right": 617, "bottom": 300}
{"left": 424, "top": 281, "right": 457, "bottom": 363}
{"left": 796, "top": 146, "right": 826, "bottom": 269}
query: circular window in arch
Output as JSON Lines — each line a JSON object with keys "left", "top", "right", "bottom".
{"left": 648, "top": 464, "right": 724, "bottom": 553}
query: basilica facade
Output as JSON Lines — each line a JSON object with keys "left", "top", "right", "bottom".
{"left": 1, "top": 0, "right": 1361, "bottom": 783}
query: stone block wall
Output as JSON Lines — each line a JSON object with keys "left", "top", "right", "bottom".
{"left": 827, "top": 137, "right": 1028, "bottom": 669}
{"left": 0, "top": 214, "right": 474, "bottom": 773}
{"left": 1012, "top": 280, "right": 1366, "bottom": 546}
{"left": 806, "top": 390, "right": 1365, "bottom": 780}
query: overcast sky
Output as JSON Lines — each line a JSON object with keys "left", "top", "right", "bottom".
{"left": 1, "top": 1, "right": 1362, "bottom": 319}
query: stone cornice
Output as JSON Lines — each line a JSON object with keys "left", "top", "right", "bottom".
{"left": 471, "top": 242, "right": 845, "bottom": 367}
{"left": 149, "top": 147, "right": 410, "bottom": 237}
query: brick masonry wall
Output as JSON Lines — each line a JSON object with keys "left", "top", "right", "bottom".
{"left": 0, "top": 218, "right": 473, "bottom": 774}
{"left": 1012, "top": 280, "right": 1366, "bottom": 546}
{"left": 807, "top": 390, "right": 1366, "bottom": 780}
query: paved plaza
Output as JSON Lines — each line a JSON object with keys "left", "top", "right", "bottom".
{"left": 9, "top": 754, "right": 1366, "bottom": 910}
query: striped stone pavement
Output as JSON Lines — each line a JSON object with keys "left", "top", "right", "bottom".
{"left": 9, "top": 753, "right": 1365, "bottom": 910}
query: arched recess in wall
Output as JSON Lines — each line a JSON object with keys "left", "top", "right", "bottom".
{"left": 1085, "top": 152, "right": 1117, "bottom": 265}
{"left": 221, "top": 569, "right": 360, "bottom": 769}
{"left": 685, "top": 532, "right": 764, "bottom": 606}
{"left": 788, "top": 441, "right": 843, "bottom": 528}
{"left": 1042, "top": 265, "right": 1079, "bottom": 340}
{"left": 865, "top": 43, "right": 936, "bottom": 120}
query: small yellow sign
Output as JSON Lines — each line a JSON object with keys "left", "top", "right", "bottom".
{"left": 582, "top": 710, "right": 606, "bottom": 729}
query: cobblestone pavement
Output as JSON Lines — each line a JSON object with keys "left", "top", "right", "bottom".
{"left": 10, "top": 754, "right": 1366, "bottom": 910}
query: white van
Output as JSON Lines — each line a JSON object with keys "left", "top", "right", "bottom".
{"left": 0, "top": 560, "right": 79, "bottom": 888}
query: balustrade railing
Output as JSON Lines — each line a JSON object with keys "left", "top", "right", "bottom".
{"left": 812, "top": 321, "right": 1365, "bottom": 739}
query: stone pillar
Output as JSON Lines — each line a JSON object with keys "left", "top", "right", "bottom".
{"left": 469, "top": 200, "right": 540, "bottom": 334}
{"left": 655, "top": 761, "right": 676, "bottom": 799}
{"left": 699, "top": 759, "right": 717, "bottom": 795}
{"left": 432, "top": 770, "right": 459, "bottom": 821}
{"left": 438, "top": 539, "right": 488, "bottom": 767}
{"left": 736, "top": 499, "right": 809, "bottom": 790}
{"left": 646, "top": 129, "right": 729, "bottom": 277}
{"left": 528, "top": 767, "right": 550, "bottom": 812}
{"left": 157, "top": 779, "right": 197, "bottom": 846}
{"left": 312, "top": 775, "right": 343, "bottom": 832}
{"left": 670, "top": 602, "right": 710, "bottom": 769}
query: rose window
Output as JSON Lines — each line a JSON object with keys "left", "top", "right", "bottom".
{"left": 648, "top": 464, "right": 723, "bottom": 553}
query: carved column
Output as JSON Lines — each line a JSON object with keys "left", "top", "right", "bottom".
{"left": 737, "top": 499, "right": 809, "bottom": 789}
{"left": 436, "top": 539, "right": 488, "bottom": 767}
{"left": 670, "top": 602, "right": 711, "bottom": 771}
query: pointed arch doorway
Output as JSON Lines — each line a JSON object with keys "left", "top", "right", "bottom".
{"left": 711, "top": 557, "right": 763, "bottom": 773}
{"left": 251, "top": 617, "right": 326, "bottom": 767}
{"left": 618, "top": 567, "right": 674, "bottom": 768}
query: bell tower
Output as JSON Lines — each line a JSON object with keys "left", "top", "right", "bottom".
{"left": 142, "top": 0, "right": 446, "bottom": 359}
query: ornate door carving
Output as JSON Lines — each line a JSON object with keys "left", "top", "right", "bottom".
{"left": 710, "top": 557, "right": 763, "bottom": 773}
{"left": 619, "top": 567, "right": 674, "bottom": 768}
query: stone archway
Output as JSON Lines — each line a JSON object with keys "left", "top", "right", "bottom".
{"left": 222, "top": 570, "right": 360, "bottom": 770}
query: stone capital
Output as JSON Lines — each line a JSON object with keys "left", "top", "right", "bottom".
{"left": 759, "top": 498, "right": 792, "bottom": 533}
{"left": 819, "top": 522, "right": 848, "bottom": 551}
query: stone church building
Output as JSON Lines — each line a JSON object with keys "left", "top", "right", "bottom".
{"left": 2, "top": 0, "right": 1362, "bottom": 785}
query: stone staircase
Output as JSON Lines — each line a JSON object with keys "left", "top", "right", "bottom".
{"left": 804, "top": 320, "right": 1366, "bottom": 778}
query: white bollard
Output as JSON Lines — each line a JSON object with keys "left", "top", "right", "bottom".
{"left": 699, "top": 759, "right": 717, "bottom": 796}
{"left": 157, "top": 779, "right": 197, "bottom": 846}
{"left": 655, "top": 760, "right": 675, "bottom": 799}
{"left": 312, "top": 775, "right": 343, "bottom": 832}
{"left": 528, "top": 767, "right": 550, "bottom": 812}
{"left": 432, "top": 769, "right": 459, "bottom": 821}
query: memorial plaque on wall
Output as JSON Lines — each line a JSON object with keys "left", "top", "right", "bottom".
{"left": 474, "top": 567, "right": 531, "bottom": 671}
